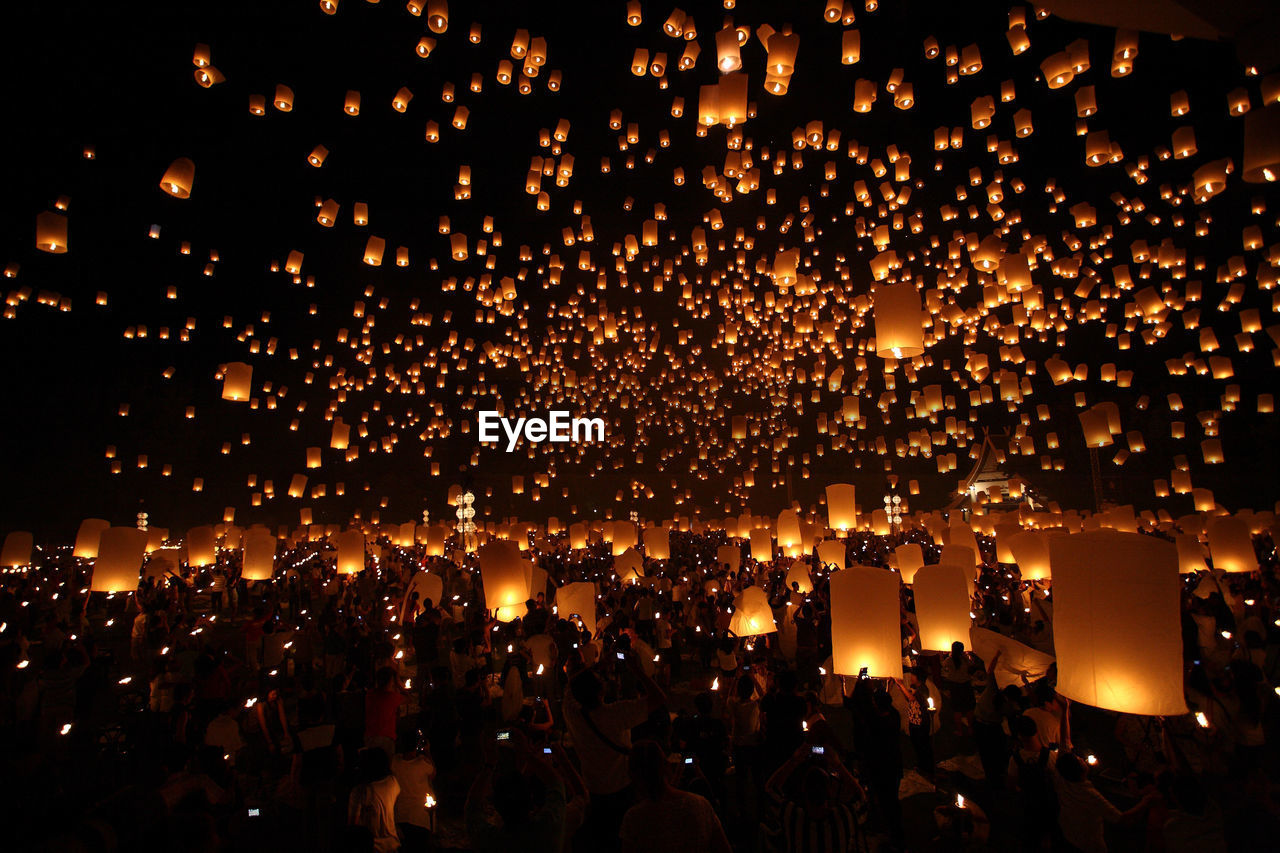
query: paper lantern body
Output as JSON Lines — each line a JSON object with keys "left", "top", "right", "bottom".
{"left": 479, "top": 540, "right": 529, "bottom": 618}
{"left": 829, "top": 566, "right": 903, "bottom": 678}
{"left": 242, "top": 531, "right": 277, "bottom": 581}
{"left": 1174, "top": 533, "right": 1207, "bottom": 574}
{"left": 643, "top": 526, "right": 670, "bottom": 559}
{"left": 816, "top": 539, "right": 846, "bottom": 570}
{"left": 776, "top": 510, "right": 803, "bottom": 556}
{"left": 947, "top": 523, "right": 982, "bottom": 564}
{"left": 556, "top": 581, "right": 597, "bottom": 636}
{"left": 873, "top": 283, "right": 924, "bottom": 358}
{"left": 222, "top": 362, "right": 253, "bottom": 401}
{"left": 424, "top": 524, "right": 448, "bottom": 556}
{"left": 786, "top": 559, "right": 813, "bottom": 593}
{"left": 912, "top": 563, "right": 972, "bottom": 651}
{"left": 92, "top": 527, "right": 148, "bottom": 592}
{"left": 615, "top": 547, "right": 645, "bottom": 582}
{"left": 729, "top": 586, "right": 777, "bottom": 637}
{"left": 73, "top": 518, "right": 110, "bottom": 559}
{"left": 569, "top": 522, "right": 588, "bottom": 550}
{"left": 186, "top": 525, "right": 216, "bottom": 567}
{"left": 611, "top": 521, "right": 637, "bottom": 556}
{"left": 335, "top": 529, "right": 366, "bottom": 574}
{"left": 402, "top": 570, "right": 444, "bottom": 623}
{"left": 1009, "top": 530, "right": 1051, "bottom": 581}
{"left": 825, "top": 483, "right": 858, "bottom": 531}
{"left": 970, "top": 627, "right": 1055, "bottom": 688}
{"left": 749, "top": 527, "right": 773, "bottom": 562}
{"left": 0, "top": 531, "right": 33, "bottom": 567}
{"left": 716, "top": 544, "right": 741, "bottom": 573}
{"left": 1050, "top": 531, "right": 1188, "bottom": 715}
{"left": 895, "top": 543, "right": 925, "bottom": 584}
{"left": 1206, "top": 517, "right": 1256, "bottom": 573}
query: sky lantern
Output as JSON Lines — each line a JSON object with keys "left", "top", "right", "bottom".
{"left": 556, "top": 581, "right": 596, "bottom": 636}
{"left": 479, "top": 540, "right": 528, "bottom": 617}
{"left": 1009, "top": 529, "right": 1051, "bottom": 581}
{"left": 786, "top": 558, "right": 813, "bottom": 592}
{"left": 0, "top": 531, "right": 33, "bottom": 568}
{"left": 776, "top": 509, "right": 803, "bottom": 557}
{"left": 749, "top": 527, "right": 773, "bottom": 562}
{"left": 1206, "top": 516, "right": 1257, "bottom": 572}
{"left": 335, "top": 528, "right": 365, "bottom": 574}
{"left": 643, "top": 525, "right": 670, "bottom": 559}
{"left": 816, "top": 540, "right": 846, "bottom": 570}
{"left": 73, "top": 518, "right": 110, "bottom": 559}
{"left": 221, "top": 362, "right": 252, "bottom": 401}
{"left": 894, "top": 543, "right": 924, "bottom": 584}
{"left": 1243, "top": 104, "right": 1280, "bottom": 182}
{"left": 241, "top": 529, "right": 276, "bottom": 581}
{"left": 873, "top": 283, "right": 924, "bottom": 358}
{"left": 159, "top": 157, "right": 195, "bottom": 198}
{"left": 186, "top": 525, "right": 216, "bottom": 567}
{"left": 35, "top": 211, "right": 68, "bottom": 253}
{"left": 1050, "top": 531, "right": 1188, "bottom": 716}
{"left": 912, "top": 562, "right": 972, "bottom": 651}
{"left": 92, "top": 527, "right": 147, "bottom": 592}
{"left": 729, "top": 586, "right": 776, "bottom": 637}
{"left": 830, "top": 565, "right": 903, "bottom": 679}
{"left": 970, "top": 627, "right": 1055, "bottom": 688}
{"left": 825, "top": 483, "right": 857, "bottom": 531}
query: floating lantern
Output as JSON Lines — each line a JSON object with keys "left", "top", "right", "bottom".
{"left": 913, "top": 563, "right": 972, "bottom": 651}
{"left": 830, "top": 566, "right": 903, "bottom": 678}
{"left": 92, "top": 527, "right": 147, "bottom": 592}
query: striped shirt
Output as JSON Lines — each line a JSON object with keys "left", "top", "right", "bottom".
{"left": 780, "top": 801, "right": 857, "bottom": 853}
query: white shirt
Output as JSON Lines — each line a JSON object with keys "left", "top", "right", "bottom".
{"left": 348, "top": 775, "right": 401, "bottom": 852}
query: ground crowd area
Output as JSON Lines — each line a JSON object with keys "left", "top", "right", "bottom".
{"left": 0, "top": 526, "right": 1276, "bottom": 852}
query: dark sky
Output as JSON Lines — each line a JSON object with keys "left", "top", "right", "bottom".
{"left": 1, "top": 0, "right": 1276, "bottom": 541}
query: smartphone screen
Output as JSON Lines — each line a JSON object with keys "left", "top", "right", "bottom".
{"left": 543, "top": 747, "right": 553, "bottom": 755}
{"left": 684, "top": 756, "right": 693, "bottom": 765}
{"left": 496, "top": 730, "right": 511, "bottom": 742}
{"left": 811, "top": 745, "right": 825, "bottom": 755}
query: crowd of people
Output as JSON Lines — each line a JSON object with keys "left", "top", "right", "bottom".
{"left": 0, "top": 521, "right": 1276, "bottom": 852}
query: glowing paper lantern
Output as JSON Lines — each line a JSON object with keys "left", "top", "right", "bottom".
{"left": 873, "top": 283, "right": 924, "bottom": 358}
{"left": 786, "top": 559, "right": 813, "bottom": 593}
{"left": 0, "top": 531, "right": 33, "bottom": 567}
{"left": 424, "top": 524, "right": 448, "bottom": 556}
{"left": 35, "top": 211, "right": 68, "bottom": 253}
{"left": 611, "top": 520, "right": 637, "bottom": 556}
{"left": 159, "top": 157, "right": 195, "bottom": 198}
{"left": 1009, "top": 530, "right": 1051, "bottom": 581}
{"left": 749, "top": 528, "right": 773, "bottom": 562}
{"left": 568, "top": 523, "right": 588, "bottom": 550}
{"left": 221, "top": 362, "right": 252, "bottom": 401}
{"left": 241, "top": 530, "right": 276, "bottom": 581}
{"left": 1206, "top": 517, "right": 1256, "bottom": 572}
{"left": 716, "top": 544, "right": 742, "bottom": 573}
{"left": 335, "top": 529, "right": 365, "bottom": 574}
{"left": 912, "top": 563, "right": 972, "bottom": 651}
{"left": 73, "top": 518, "right": 110, "bottom": 559}
{"left": 895, "top": 543, "right": 924, "bottom": 584}
{"left": 92, "top": 527, "right": 147, "bottom": 592}
{"left": 829, "top": 566, "right": 903, "bottom": 678}
{"left": 1174, "top": 533, "right": 1207, "bottom": 574}
{"left": 479, "top": 540, "right": 528, "bottom": 618}
{"left": 186, "top": 526, "right": 216, "bottom": 567}
{"left": 402, "top": 570, "right": 444, "bottom": 623}
{"left": 556, "top": 581, "right": 597, "bottom": 636}
{"left": 776, "top": 509, "right": 803, "bottom": 557}
{"left": 970, "top": 627, "right": 1055, "bottom": 688}
{"left": 816, "top": 539, "right": 846, "bottom": 570}
{"left": 825, "top": 483, "right": 857, "bottom": 531}
{"left": 643, "top": 526, "right": 670, "bottom": 559}
{"left": 1050, "top": 531, "right": 1188, "bottom": 716}
{"left": 615, "top": 547, "right": 645, "bottom": 583}
{"left": 729, "top": 586, "right": 777, "bottom": 637}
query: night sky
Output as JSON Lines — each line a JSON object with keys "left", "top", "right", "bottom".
{"left": 1, "top": 0, "right": 1276, "bottom": 541}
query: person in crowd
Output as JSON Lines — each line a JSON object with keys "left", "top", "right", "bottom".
{"left": 618, "top": 739, "right": 732, "bottom": 853}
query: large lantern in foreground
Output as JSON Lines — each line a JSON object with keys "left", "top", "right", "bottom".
{"left": 729, "top": 586, "right": 777, "bottom": 637}
{"left": 241, "top": 530, "right": 277, "bottom": 581}
{"left": 895, "top": 543, "right": 925, "bottom": 584}
{"left": 335, "top": 529, "right": 365, "bottom": 574}
{"left": 830, "top": 566, "right": 903, "bottom": 678}
{"left": 1206, "top": 516, "right": 1257, "bottom": 573}
{"left": 912, "top": 562, "right": 972, "bottom": 651}
{"left": 825, "top": 483, "right": 858, "bottom": 531}
{"left": 480, "top": 540, "right": 529, "bottom": 619}
{"left": 643, "top": 526, "right": 670, "bottom": 559}
{"left": 1050, "top": 531, "right": 1187, "bottom": 716}
{"left": 0, "top": 531, "right": 33, "bottom": 568}
{"left": 873, "top": 283, "right": 924, "bottom": 359}
{"left": 73, "top": 518, "right": 110, "bottom": 559}
{"left": 556, "top": 581, "right": 597, "bottom": 636}
{"left": 186, "top": 525, "right": 216, "bottom": 568}
{"left": 92, "top": 527, "right": 148, "bottom": 592}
